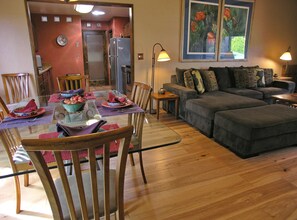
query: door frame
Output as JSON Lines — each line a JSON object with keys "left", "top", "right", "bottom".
{"left": 82, "top": 30, "right": 108, "bottom": 85}
{"left": 25, "top": 0, "right": 134, "bottom": 93}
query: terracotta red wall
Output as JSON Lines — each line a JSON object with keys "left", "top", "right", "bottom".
{"left": 32, "top": 14, "right": 84, "bottom": 92}
{"left": 110, "top": 17, "right": 130, "bottom": 37}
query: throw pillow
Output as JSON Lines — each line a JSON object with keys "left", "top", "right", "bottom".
{"left": 209, "top": 67, "right": 232, "bottom": 89}
{"left": 263, "top": 68, "right": 274, "bottom": 86}
{"left": 200, "top": 70, "right": 219, "bottom": 92}
{"left": 233, "top": 68, "right": 257, "bottom": 88}
{"left": 255, "top": 68, "right": 265, "bottom": 87}
{"left": 191, "top": 70, "right": 205, "bottom": 94}
{"left": 245, "top": 68, "right": 257, "bottom": 88}
{"left": 233, "top": 68, "right": 248, "bottom": 88}
{"left": 183, "top": 70, "right": 195, "bottom": 90}
{"left": 226, "top": 67, "right": 241, "bottom": 87}
{"left": 176, "top": 68, "right": 189, "bottom": 86}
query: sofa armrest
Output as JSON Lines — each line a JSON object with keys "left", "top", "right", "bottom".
{"left": 272, "top": 80, "right": 296, "bottom": 93}
{"left": 163, "top": 83, "right": 198, "bottom": 119}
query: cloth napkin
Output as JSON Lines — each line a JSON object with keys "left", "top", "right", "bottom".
{"left": 108, "top": 92, "right": 126, "bottom": 103}
{"left": 13, "top": 99, "right": 38, "bottom": 113}
{"left": 56, "top": 120, "right": 107, "bottom": 137}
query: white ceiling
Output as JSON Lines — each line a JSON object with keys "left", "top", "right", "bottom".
{"left": 28, "top": 2, "right": 130, "bottom": 21}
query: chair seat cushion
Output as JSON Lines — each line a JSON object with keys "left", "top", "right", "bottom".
{"left": 13, "top": 146, "right": 31, "bottom": 164}
{"left": 55, "top": 170, "right": 116, "bottom": 219}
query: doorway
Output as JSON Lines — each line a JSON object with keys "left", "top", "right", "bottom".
{"left": 82, "top": 31, "right": 108, "bottom": 86}
{"left": 26, "top": 1, "right": 134, "bottom": 94}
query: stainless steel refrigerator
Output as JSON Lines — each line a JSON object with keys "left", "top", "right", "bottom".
{"left": 109, "top": 38, "right": 131, "bottom": 94}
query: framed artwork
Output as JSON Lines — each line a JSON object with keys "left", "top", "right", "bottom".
{"left": 180, "top": 0, "right": 254, "bottom": 61}
{"left": 219, "top": 0, "right": 254, "bottom": 60}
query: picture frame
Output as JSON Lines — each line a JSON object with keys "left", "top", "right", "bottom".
{"left": 180, "top": 0, "right": 254, "bottom": 61}
{"left": 219, "top": 0, "right": 254, "bottom": 60}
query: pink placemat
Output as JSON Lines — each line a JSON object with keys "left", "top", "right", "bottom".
{"left": 38, "top": 124, "right": 132, "bottom": 164}
{"left": 48, "top": 92, "right": 96, "bottom": 103}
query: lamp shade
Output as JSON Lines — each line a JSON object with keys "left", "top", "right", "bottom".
{"left": 74, "top": 4, "right": 94, "bottom": 13}
{"left": 157, "top": 49, "right": 170, "bottom": 62}
{"left": 280, "top": 51, "right": 292, "bottom": 61}
{"left": 280, "top": 46, "right": 292, "bottom": 61}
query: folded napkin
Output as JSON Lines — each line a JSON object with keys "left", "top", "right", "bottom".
{"left": 14, "top": 99, "right": 38, "bottom": 113}
{"left": 108, "top": 92, "right": 126, "bottom": 103}
{"left": 56, "top": 120, "right": 107, "bottom": 137}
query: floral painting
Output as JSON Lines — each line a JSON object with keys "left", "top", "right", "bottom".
{"left": 189, "top": 2, "right": 218, "bottom": 54}
{"left": 181, "top": 0, "right": 219, "bottom": 60}
{"left": 220, "top": 0, "right": 253, "bottom": 60}
{"left": 181, "top": 0, "right": 254, "bottom": 61}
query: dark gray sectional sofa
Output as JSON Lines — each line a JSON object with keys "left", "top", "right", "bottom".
{"left": 163, "top": 66, "right": 296, "bottom": 137}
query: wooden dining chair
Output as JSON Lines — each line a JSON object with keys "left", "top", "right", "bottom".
{"left": 1, "top": 73, "right": 30, "bottom": 104}
{"left": 0, "top": 96, "right": 33, "bottom": 213}
{"left": 128, "top": 82, "right": 152, "bottom": 184}
{"left": 21, "top": 125, "right": 133, "bottom": 220}
{"left": 57, "top": 75, "right": 90, "bottom": 92}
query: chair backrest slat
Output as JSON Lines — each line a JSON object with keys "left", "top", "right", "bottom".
{"left": 54, "top": 152, "right": 77, "bottom": 219}
{"left": 129, "top": 82, "right": 152, "bottom": 148}
{"left": 22, "top": 126, "right": 133, "bottom": 220}
{"left": 1, "top": 73, "right": 30, "bottom": 104}
{"left": 57, "top": 75, "right": 89, "bottom": 92}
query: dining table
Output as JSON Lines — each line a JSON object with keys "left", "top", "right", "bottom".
{"left": 0, "top": 90, "right": 181, "bottom": 178}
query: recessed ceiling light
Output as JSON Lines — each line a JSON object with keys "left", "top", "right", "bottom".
{"left": 74, "top": 4, "right": 94, "bottom": 13}
{"left": 92, "top": 10, "right": 105, "bottom": 16}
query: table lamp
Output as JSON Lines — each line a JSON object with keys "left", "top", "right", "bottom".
{"left": 150, "top": 43, "right": 170, "bottom": 113}
{"left": 280, "top": 46, "right": 292, "bottom": 74}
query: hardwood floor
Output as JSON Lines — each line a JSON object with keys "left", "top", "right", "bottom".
{"left": 2, "top": 111, "right": 297, "bottom": 219}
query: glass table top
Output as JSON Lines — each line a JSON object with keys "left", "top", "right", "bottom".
{"left": 0, "top": 92, "right": 181, "bottom": 178}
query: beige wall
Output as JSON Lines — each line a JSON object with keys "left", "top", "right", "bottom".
{"left": 1, "top": 0, "right": 297, "bottom": 98}
{"left": 0, "top": 0, "right": 37, "bottom": 100}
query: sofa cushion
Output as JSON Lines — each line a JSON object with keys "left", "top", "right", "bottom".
{"left": 255, "top": 68, "right": 265, "bottom": 87}
{"left": 183, "top": 69, "right": 195, "bottom": 89}
{"left": 263, "top": 68, "right": 274, "bottom": 86}
{"left": 233, "top": 68, "right": 257, "bottom": 89}
{"left": 222, "top": 88, "right": 263, "bottom": 99}
{"left": 200, "top": 70, "right": 219, "bottom": 92}
{"left": 209, "top": 67, "right": 232, "bottom": 89}
{"left": 253, "top": 87, "right": 289, "bottom": 99}
{"left": 186, "top": 91, "right": 267, "bottom": 119}
{"left": 192, "top": 70, "right": 205, "bottom": 94}
{"left": 176, "top": 68, "right": 189, "bottom": 86}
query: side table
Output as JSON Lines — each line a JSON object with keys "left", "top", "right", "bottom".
{"left": 150, "top": 92, "right": 179, "bottom": 120}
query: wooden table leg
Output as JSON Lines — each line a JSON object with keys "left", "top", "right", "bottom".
{"left": 157, "top": 100, "right": 160, "bottom": 119}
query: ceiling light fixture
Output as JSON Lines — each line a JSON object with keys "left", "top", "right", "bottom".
{"left": 74, "top": 4, "right": 94, "bottom": 13}
{"left": 92, "top": 10, "right": 106, "bottom": 16}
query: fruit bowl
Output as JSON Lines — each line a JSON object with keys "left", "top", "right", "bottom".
{"left": 62, "top": 102, "right": 85, "bottom": 113}
{"left": 62, "top": 95, "right": 85, "bottom": 113}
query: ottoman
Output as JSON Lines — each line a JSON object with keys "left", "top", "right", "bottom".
{"left": 185, "top": 91, "right": 267, "bottom": 137}
{"left": 213, "top": 104, "right": 297, "bottom": 158}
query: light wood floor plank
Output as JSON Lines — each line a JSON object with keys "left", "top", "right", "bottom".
{"left": 2, "top": 110, "right": 297, "bottom": 219}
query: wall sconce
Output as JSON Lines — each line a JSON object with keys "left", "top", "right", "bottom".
{"left": 280, "top": 46, "right": 292, "bottom": 74}
{"left": 150, "top": 43, "right": 170, "bottom": 113}
{"left": 74, "top": 4, "right": 94, "bottom": 13}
